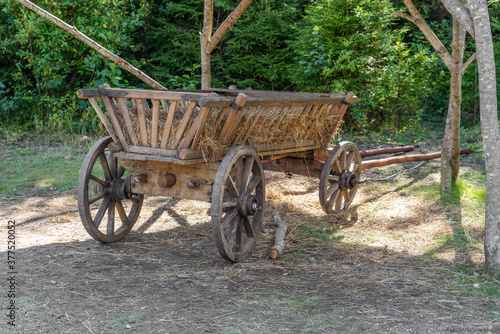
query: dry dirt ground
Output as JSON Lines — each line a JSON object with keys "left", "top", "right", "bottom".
{"left": 1, "top": 154, "right": 499, "bottom": 333}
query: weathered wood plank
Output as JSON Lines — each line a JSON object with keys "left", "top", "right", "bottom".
{"left": 170, "top": 101, "right": 197, "bottom": 149}
{"left": 136, "top": 99, "right": 148, "bottom": 146}
{"left": 127, "top": 145, "right": 178, "bottom": 156}
{"left": 117, "top": 97, "right": 139, "bottom": 146}
{"left": 198, "top": 94, "right": 348, "bottom": 108}
{"left": 160, "top": 100, "right": 177, "bottom": 149}
{"left": 101, "top": 96, "right": 129, "bottom": 151}
{"left": 81, "top": 87, "right": 210, "bottom": 100}
{"left": 88, "top": 98, "right": 118, "bottom": 142}
{"left": 151, "top": 99, "right": 160, "bottom": 148}
{"left": 217, "top": 93, "right": 248, "bottom": 144}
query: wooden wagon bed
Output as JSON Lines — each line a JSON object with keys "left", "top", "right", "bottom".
{"left": 77, "top": 84, "right": 357, "bottom": 164}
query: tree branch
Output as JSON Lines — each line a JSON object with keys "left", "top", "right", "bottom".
{"left": 440, "top": 0, "right": 475, "bottom": 38}
{"left": 394, "top": 0, "right": 453, "bottom": 70}
{"left": 393, "top": 10, "right": 415, "bottom": 24}
{"left": 206, "top": 0, "right": 253, "bottom": 54}
{"left": 461, "top": 52, "right": 477, "bottom": 74}
{"left": 15, "top": 0, "right": 166, "bottom": 90}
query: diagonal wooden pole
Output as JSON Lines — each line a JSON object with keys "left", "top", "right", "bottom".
{"left": 15, "top": 0, "right": 167, "bottom": 90}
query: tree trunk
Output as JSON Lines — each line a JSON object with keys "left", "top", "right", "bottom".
{"left": 201, "top": 0, "right": 213, "bottom": 90}
{"left": 440, "top": 19, "right": 466, "bottom": 192}
{"left": 15, "top": 0, "right": 166, "bottom": 90}
{"left": 467, "top": 0, "right": 500, "bottom": 274}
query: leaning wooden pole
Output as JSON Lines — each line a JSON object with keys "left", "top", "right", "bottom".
{"left": 361, "top": 148, "right": 472, "bottom": 170}
{"left": 15, "top": 0, "right": 167, "bottom": 90}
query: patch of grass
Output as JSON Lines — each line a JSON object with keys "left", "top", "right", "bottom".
{"left": 443, "top": 264, "right": 500, "bottom": 298}
{"left": 0, "top": 140, "right": 91, "bottom": 198}
{"left": 297, "top": 224, "right": 343, "bottom": 242}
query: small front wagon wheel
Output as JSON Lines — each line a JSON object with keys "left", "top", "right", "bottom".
{"left": 319, "top": 141, "right": 362, "bottom": 213}
{"left": 78, "top": 136, "right": 143, "bottom": 243}
{"left": 211, "top": 146, "right": 265, "bottom": 262}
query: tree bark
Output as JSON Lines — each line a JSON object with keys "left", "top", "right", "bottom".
{"left": 201, "top": 0, "right": 213, "bottom": 89}
{"left": 269, "top": 211, "right": 288, "bottom": 259}
{"left": 201, "top": 0, "right": 253, "bottom": 89}
{"left": 466, "top": 0, "right": 500, "bottom": 274}
{"left": 441, "top": 0, "right": 475, "bottom": 37}
{"left": 15, "top": 0, "right": 166, "bottom": 90}
{"left": 441, "top": 19, "right": 466, "bottom": 192}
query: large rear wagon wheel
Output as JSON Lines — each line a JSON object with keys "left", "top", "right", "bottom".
{"left": 319, "top": 141, "right": 362, "bottom": 213}
{"left": 211, "top": 146, "right": 265, "bottom": 262}
{"left": 78, "top": 136, "right": 143, "bottom": 243}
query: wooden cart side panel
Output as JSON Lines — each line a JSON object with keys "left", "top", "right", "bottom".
{"left": 150, "top": 99, "right": 161, "bottom": 148}
{"left": 323, "top": 91, "right": 356, "bottom": 147}
{"left": 160, "top": 100, "right": 177, "bottom": 149}
{"left": 170, "top": 101, "right": 197, "bottom": 149}
{"left": 101, "top": 96, "right": 129, "bottom": 151}
{"left": 117, "top": 97, "right": 139, "bottom": 146}
{"left": 87, "top": 98, "right": 118, "bottom": 142}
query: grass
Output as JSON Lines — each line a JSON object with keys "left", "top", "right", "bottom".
{"left": 0, "top": 137, "right": 92, "bottom": 198}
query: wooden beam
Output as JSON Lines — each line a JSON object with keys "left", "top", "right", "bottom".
{"left": 361, "top": 148, "right": 472, "bottom": 170}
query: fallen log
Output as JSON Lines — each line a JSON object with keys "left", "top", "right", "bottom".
{"left": 269, "top": 211, "right": 288, "bottom": 259}
{"left": 361, "top": 147, "right": 472, "bottom": 170}
{"left": 359, "top": 145, "right": 414, "bottom": 158}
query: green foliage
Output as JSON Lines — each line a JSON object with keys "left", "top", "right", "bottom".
{"left": 0, "top": 0, "right": 151, "bottom": 132}
{"left": 290, "top": 0, "right": 438, "bottom": 131}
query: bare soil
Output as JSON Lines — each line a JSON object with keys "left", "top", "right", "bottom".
{"left": 1, "top": 143, "right": 499, "bottom": 333}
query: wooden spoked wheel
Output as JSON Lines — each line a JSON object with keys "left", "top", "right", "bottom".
{"left": 211, "top": 146, "right": 265, "bottom": 262}
{"left": 319, "top": 141, "right": 362, "bottom": 213}
{"left": 78, "top": 136, "right": 144, "bottom": 243}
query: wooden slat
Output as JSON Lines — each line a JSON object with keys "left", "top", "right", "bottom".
{"left": 101, "top": 96, "right": 129, "bottom": 151}
{"left": 324, "top": 92, "right": 355, "bottom": 147}
{"left": 198, "top": 94, "right": 347, "bottom": 108}
{"left": 117, "top": 98, "right": 138, "bottom": 146}
{"left": 82, "top": 86, "right": 210, "bottom": 100}
{"left": 151, "top": 99, "right": 160, "bottom": 148}
{"left": 232, "top": 106, "right": 258, "bottom": 144}
{"left": 214, "top": 105, "right": 230, "bottom": 130}
{"left": 113, "top": 151, "right": 207, "bottom": 165}
{"left": 178, "top": 139, "right": 315, "bottom": 160}
{"left": 87, "top": 98, "right": 118, "bottom": 142}
{"left": 160, "top": 100, "right": 177, "bottom": 149}
{"left": 217, "top": 93, "right": 248, "bottom": 144}
{"left": 127, "top": 145, "right": 178, "bottom": 156}
{"left": 170, "top": 101, "right": 197, "bottom": 149}
{"left": 270, "top": 105, "right": 295, "bottom": 134}
{"left": 241, "top": 106, "right": 269, "bottom": 144}
{"left": 136, "top": 99, "right": 148, "bottom": 146}
{"left": 304, "top": 104, "right": 329, "bottom": 139}
{"left": 178, "top": 107, "right": 211, "bottom": 150}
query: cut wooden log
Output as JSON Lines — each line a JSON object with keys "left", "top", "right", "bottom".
{"left": 361, "top": 148, "right": 472, "bottom": 170}
{"left": 359, "top": 145, "right": 414, "bottom": 158}
{"left": 269, "top": 211, "right": 288, "bottom": 259}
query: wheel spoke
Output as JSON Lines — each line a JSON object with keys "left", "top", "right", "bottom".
{"left": 226, "top": 215, "right": 239, "bottom": 249}
{"left": 116, "top": 201, "right": 130, "bottom": 225}
{"left": 222, "top": 208, "right": 238, "bottom": 228}
{"left": 117, "top": 166, "right": 125, "bottom": 178}
{"left": 89, "top": 175, "right": 106, "bottom": 187}
{"left": 235, "top": 157, "right": 244, "bottom": 191}
{"left": 109, "top": 156, "right": 118, "bottom": 179}
{"left": 93, "top": 197, "right": 111, "bottom": 228}
{"left": 99, "top": 153, "right": 112, "bottom": 180}
{"left": 247, "top": 176, "right": 262, "bottom": 193}
{"left": 335, "top": 190, "right": 344, "bottom": 210}
{"left": 222, "top": 199, "right": 238, "bottom": 209}
{"left": 241, "top": 216, "right": 255, "bottom": 238}
{"left": 326, "top": 183, "right": 339, "bottom": 199}
{"left": 340, "top": 151, "right": 347, "bottom": 169}
{"left": 333, "top": 159, "right": 342, "bottom": 174}
{"left": 346, "top": 151, "right": 355, "bottom": 169}
{"left": 343, "top": 189, "right": 351, "bottom": 203}
{"left": 242, "top": 157, "right": 255, "bottom": 190}
{"left": 107, "top": 203, "right": 115, "bottom": 236}
{"left": 327, "top": 189, "right": 340, "bottom": 210}
{"left": 328, "top": 174, "right": 340, "bottom": 182}
{"left": 235, "top": 220, "right": 243, "bottom": 252}
{"left": 89, "top": 190, "right": 108, "bottom": 205}
{"left": 226, "top": 176, "right": 239, "bottom": 198}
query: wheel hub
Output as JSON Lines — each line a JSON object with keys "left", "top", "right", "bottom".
{"left": 339, "top": 170, "right": 357, "bottom": 190}
{"left": 237, "top": 191, "right": 259, "bottom": 217}
{"left": 110, "top": 176, "right": 132, "bottom": 201}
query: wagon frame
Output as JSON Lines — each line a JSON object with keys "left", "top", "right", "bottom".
{"left": 77, "top": 84, "right": 360, "bottom": 261}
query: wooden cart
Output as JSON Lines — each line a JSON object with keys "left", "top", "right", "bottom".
{"left": 76, "top": 84, "right": 360, "bottom": 261}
